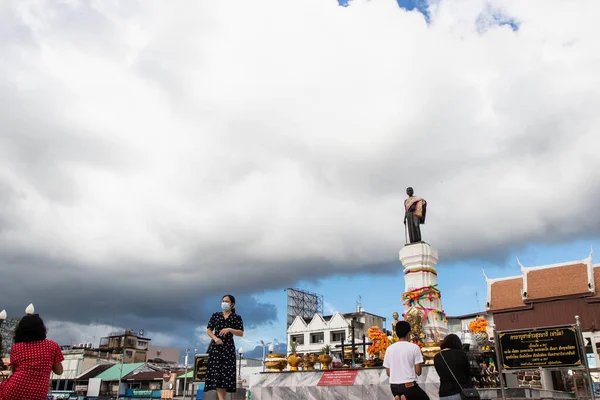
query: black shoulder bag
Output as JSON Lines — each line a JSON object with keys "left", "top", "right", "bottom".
{"left": 440, "top": 351, "right": 481, "bottom": 400}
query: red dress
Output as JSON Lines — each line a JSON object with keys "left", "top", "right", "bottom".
{"left": 0, "top": 339, "right": 64, "bottom": 400}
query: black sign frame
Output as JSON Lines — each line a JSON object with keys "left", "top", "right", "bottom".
{"left": 193, "top": 354, "right": 209, "bottom": 382}
{"left": 497, "top": 325, "right": 583, "bottom": 370}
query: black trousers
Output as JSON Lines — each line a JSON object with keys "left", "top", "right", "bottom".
{"left": 390, "top": 383, "right": 430, "bottom": 400}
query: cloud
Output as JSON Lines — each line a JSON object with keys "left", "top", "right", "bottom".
{"left": 1, "top": 0, "right": 599, "bottom": 343}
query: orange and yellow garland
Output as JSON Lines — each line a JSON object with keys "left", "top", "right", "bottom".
{"left": 468, "top": 317, "right": 488, "bottom": 333}
{"left": 367, "top": 326, "right": 390, "bottom": 359}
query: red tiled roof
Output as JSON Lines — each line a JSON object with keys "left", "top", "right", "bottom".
{"left": 526, "top": 263, "right": 589, "bottom": 300}
{"left": 490, "top": 278, "right": 525, "bottom": 311}
{"left": 589, "top": 267, "right": 600, "bottom": 301}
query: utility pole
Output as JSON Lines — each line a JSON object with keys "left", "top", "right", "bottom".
{"left": 183, "top": 347, "right": 190, "bottom": 400}
{"left": 575, "top": 316, "right": 596, "bottom": 400}
{"left": 116, "top": 349, "right": 124, "bottom": 400}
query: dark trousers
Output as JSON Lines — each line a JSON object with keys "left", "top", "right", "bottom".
{"left": 390, "top": 382, "right": 430, "bottom": 400}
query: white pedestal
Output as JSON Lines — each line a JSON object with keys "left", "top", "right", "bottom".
{"left": 400, "top": 242, "right": 448, "bottom": 340}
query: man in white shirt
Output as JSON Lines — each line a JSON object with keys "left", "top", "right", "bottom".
{"left": 383, "top": 321, "right": 430, "bottom": 400}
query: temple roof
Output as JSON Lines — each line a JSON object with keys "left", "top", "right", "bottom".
{"left": 589, "top": 265, "right": 600, "bottom": 302}
{"left": 525, "top": 262, "right": 589, "bottom": 300}
{"left": 489, "top": 277, "right": 525, "bottom": 311}
{"left": 486, "top": 251, "right": 596, "bottom": 312}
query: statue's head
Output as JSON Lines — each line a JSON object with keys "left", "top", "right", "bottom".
{"left": 392, "top": 312, "right": 399, "bottom": 320}
{"left": 406, "top": 187, "right": 414, "bottom": 196}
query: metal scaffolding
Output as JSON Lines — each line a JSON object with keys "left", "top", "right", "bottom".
{"left": 286, "top": 288, "right": 323, "bottom": 328}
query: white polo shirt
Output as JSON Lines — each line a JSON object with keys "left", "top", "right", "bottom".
{"left": 383, "top": 341, "right": 424, "bottom": 384}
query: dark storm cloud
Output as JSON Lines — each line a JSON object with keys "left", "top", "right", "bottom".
{"left": 1, "top": 0, "right": 600, "bottom": 343}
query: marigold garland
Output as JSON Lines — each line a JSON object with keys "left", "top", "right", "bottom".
{"left": 366, "top": 326, "right": 390, "bottom": 359}
{"left": 468, "top": 317, "right": 488, "bottom": 333}
{"left": 402, "top": 285, "right": 441, "bottom": 307}
{"left": 404, "top": 267, "right": 438, "bottom": 276}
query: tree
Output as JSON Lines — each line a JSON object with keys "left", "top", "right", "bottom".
{"left": 0, "top": 317, "right": 19, "bottom": 357}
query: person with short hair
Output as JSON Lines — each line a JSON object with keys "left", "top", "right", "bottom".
{"left": 0, "top": 314, "right": 64, "bottom": 400}
{"left": 383, "top": 321, "right": 430, "bottom": 400}
{"left": 434, "top": 334, "right": 472, "bottom": 400}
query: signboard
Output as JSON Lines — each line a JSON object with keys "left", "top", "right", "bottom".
{"left": 74, "top": 385, "right": 88, "bottom": 392}
{"left": 194, "top": 354, "right": 209, "bottom": 382}
{"left": 131, "top": 389, "right": 153, "bottom": 397}
{"left": 317, "top": 369, "right": 359, "bottom": 386}
{"left": 497, "top": 325, "right": 583, "bottom": 370}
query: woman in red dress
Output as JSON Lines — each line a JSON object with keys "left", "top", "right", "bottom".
{"left": 0, "top": 314, "right": 64, "bottom": 400}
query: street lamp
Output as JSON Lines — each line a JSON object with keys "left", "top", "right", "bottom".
{"left": 259, "top": 340, "right": 271, "bottom": 372}
{"left": 182, "top": 347, "right": 190, "bottom": 400}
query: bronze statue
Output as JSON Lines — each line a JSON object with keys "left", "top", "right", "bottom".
{"left": 391, "top": 312, "right": 400, "bottom": 340}
{"left": 404, "top": 187, "right": 427, "bottom": 244}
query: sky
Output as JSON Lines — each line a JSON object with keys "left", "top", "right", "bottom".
{"left": 1, "top": 0, "right": 600, "bottom": 356}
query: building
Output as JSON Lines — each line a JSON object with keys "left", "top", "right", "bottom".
{"left": 50, "top": 346, "right": 121, "bottom": 391}
{"left": 286, "top": 307, "right": 386, "bottom": 357}
{"left": 485, "top": 250, "right": 600, "bottom": 390}
{"left": 147, "top": 345, "right": 180, "bottom": 364}
{"left": 90, "top": 362, "right": 165, "bottom": 397}
{"left": 99, "top": 329, "right": 151, "bottom": 363}
{"left": 446, "top": 311, "right": 495, "bottom": 347}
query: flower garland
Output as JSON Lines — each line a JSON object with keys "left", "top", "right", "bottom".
{"left": 366, "top": 326, "right": 390, "bottom": 359}
{"left": 402, "top": 285, "right": 441, "bottom": 307}
{"left": 468, "top": 316, "right": 488, "bottom": 333}
{"left": 410, "top": 306, "right": 447, "bottom": 324}
{"left": 404, "top": 267, "right": 438, "bottom": 276}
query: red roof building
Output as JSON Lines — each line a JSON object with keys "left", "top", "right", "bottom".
{"left": 485, "top": 250, "right": 600, "bottom": 389}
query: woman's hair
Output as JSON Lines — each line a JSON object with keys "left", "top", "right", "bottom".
{"left": 441, "top": 333, "right": 463, "bottom": 350}
{"left": 223, "top": 294, "right": 236, "bottom": 313}
{"left": 14, "top": 314, "right": 47, "bottom": 343}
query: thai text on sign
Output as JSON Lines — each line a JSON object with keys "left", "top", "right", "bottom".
{"left": 317, "top": 369, "right": 359, "bottom": 386}
{"left": 194, "top": 354, "right": 209, "bottom": 382}
{"left": 497, "top": 325, "right": 583, "bottom": 370}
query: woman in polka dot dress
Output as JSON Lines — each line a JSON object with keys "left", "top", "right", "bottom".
{"left": 204, "top": 294, "right": 244, "bottom": 400}
{"left": 0, "top": 314, "right": 64, "bottom": 400}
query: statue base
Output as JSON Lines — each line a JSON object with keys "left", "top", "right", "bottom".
{"left": 400, "top": 242, "right": 448, "bottom": 342}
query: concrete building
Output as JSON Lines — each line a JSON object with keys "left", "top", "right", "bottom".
{"left": 99, "top": 329, "right": 151, "bottom": 363}
{"left": 50, "top": 346, "right": 119, "bottom": 391}
{"left": 147, "top": 345, "right": 180, "bottom": 364}
{"left": 286, "top": 307, "right": 386, "bottom": 357}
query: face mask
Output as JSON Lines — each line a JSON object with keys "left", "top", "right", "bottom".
{"left": 221, "top": 302, "right": 231, "bottom": 311}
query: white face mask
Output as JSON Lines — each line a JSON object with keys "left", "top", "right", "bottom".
{"left": 221, "top": 302, "right": 231, "bottom": 311}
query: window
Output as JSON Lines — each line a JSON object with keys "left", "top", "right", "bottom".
{"left": 137, "top": 341, "right": 148, "bottom": 348}
{"left": 310, "top": 333, "right": 324, "bottom": 344}
{"left": 125, "top": 350, "right": 133, "bottom": 357}
{"left": 290, "top": 335, "right": 304, "bottom": 345}
{"left": 331, "top": 331, "right": 345, "bottom": 343}
{"left": 127, "top": 339, "right": 135, "bottom": 346}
